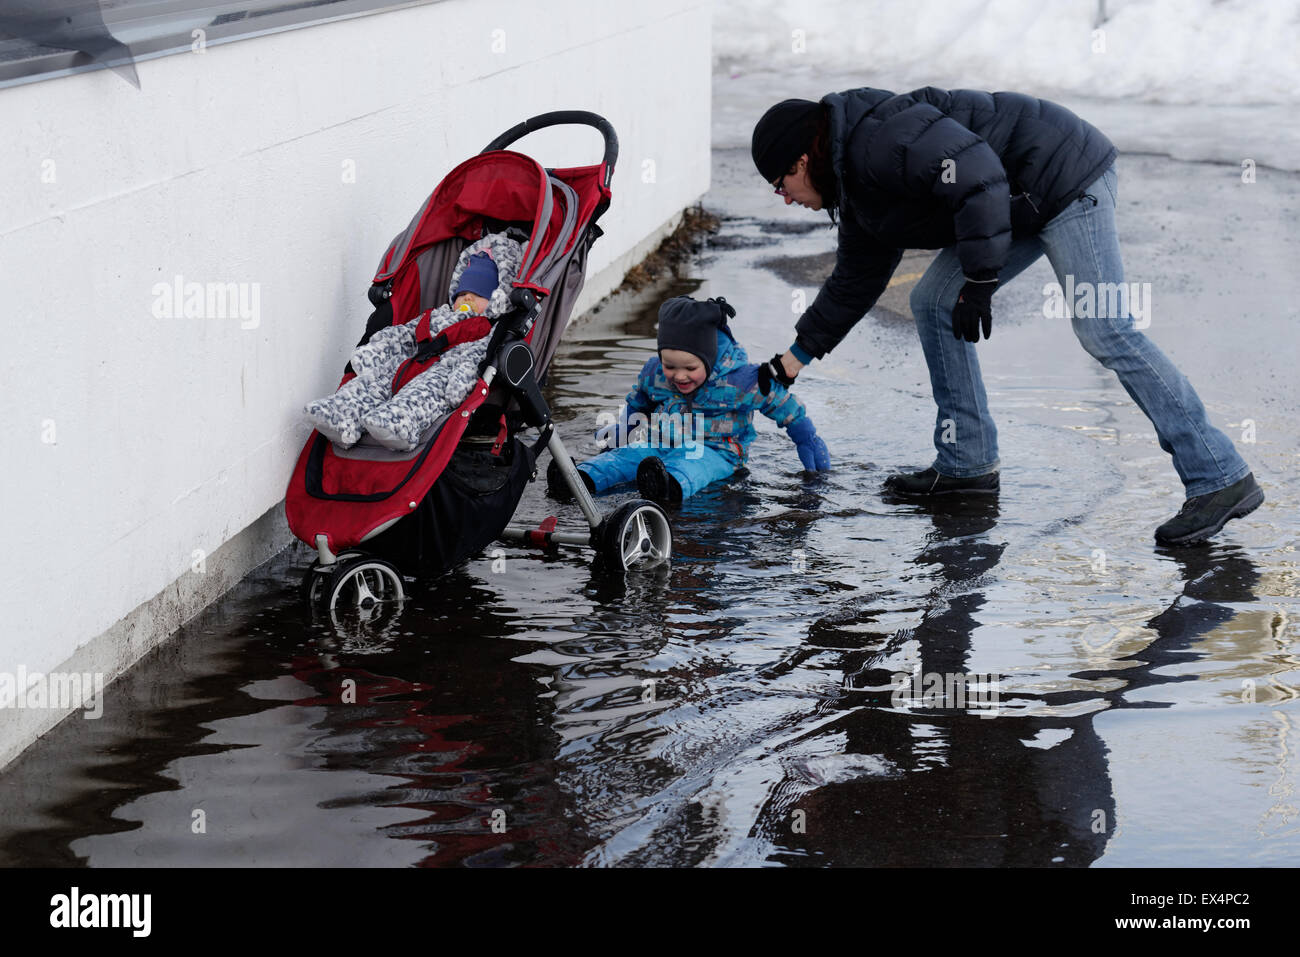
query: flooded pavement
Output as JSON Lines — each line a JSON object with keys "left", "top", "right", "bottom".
{"left": 2, "top": 144, "right": 1298, "bottom": 868}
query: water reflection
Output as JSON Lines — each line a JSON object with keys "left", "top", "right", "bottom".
{"left": 285, "top": 570, "right": 596, "bottom": 868}
{"left": 756, "top": 518, "right": 1267, "bottom": 867}
{"left": 757, "top": 496, "right": 1118, "bottom": 866}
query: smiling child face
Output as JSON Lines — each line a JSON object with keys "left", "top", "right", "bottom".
{"left": 660, "top": 348, "right": 708, "bottom": 394}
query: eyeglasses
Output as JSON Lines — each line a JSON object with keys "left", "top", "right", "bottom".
{"left": 772, "top": 159, "right": 800, "bottom": 196}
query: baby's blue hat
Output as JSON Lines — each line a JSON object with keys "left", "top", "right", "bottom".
{"left": 455, "top": 252, "right": 499, "bottom": 301}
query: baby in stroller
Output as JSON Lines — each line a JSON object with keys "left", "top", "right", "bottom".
{"left": 304, "top": 233, "right": 523, "bottom": 451}
{"left": 549, "top": 295, "right": 831, "bottom": 504}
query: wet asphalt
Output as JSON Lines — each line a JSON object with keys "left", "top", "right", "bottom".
{"left": 0, "top": 133, "right": 1296, "bottom": 867}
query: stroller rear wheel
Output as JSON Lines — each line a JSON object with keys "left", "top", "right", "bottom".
{"left": 327, "top": 556, "right": 406, "bottom": 612}
{"left": 301, "top": 565, "right": 329, "bottom": 606}
{"left": 302, "top": 554, "right": 406, "bottom": 612}
{"left": 596, "top": 500, "right": 672, "bottom": 572}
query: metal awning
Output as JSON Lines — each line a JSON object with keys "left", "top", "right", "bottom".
{"left": 0, "top": 0, "right": 442, "bottom": 89}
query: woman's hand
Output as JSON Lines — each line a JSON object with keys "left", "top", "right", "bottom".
{"left": 951, "top": 276, "right": 998, "bottom": 342}
{"left": 758, "top": 351, "right": 804, "bottom": 394}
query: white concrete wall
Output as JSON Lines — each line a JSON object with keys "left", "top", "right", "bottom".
{"left": 0, "top": 0, "right": 711, "bottom": 768}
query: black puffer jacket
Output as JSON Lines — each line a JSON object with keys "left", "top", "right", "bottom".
{"left": 794, "top": 86, "right": 1118, "bottom": 358}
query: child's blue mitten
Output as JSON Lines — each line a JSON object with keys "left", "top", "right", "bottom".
{"left": 787, "top": 417, "right": 831, "bottom": 471}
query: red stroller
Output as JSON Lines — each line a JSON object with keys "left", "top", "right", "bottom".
{"left": 286, "top": 112, "right": 672, "bottom": 612}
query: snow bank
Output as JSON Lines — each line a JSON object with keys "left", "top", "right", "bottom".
{"left": 713, "top": 0, "right": 1300, "bottom": 105}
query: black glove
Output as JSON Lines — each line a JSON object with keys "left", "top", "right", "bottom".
{"left": 951, "top": 276, "right": 998, "bottom": 343}
{"left": 757, "top": 353, "right": 798, "bottom": 395}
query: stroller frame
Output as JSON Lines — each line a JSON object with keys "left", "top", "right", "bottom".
{"left": 288, "top": 112, "right": 672, "bottom": 612}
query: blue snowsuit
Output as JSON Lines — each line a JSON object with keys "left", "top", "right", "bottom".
{"left": 579, "top": 329, "right": 810, "bottom": 498}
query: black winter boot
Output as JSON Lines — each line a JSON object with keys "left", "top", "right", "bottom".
{"left": 547, "top": 457, "right": 595, "bottom": 502}
{"left": 1154, "top": 472, "right": 1264, "bottom": 546}
{"left": 882, "top": 467, "right": 1000, "bottom": 498}
{"left": 636, "top": 457, "right": 682, "bottom": 506}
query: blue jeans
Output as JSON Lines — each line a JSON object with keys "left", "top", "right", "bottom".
{"left": 909, "top": 163, "right": 1250, "bottom": 496}
{"left": 579, "top": 444, "right": 738, "bottom": 498}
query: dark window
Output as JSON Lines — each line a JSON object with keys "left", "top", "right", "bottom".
{"left": 0, "top": 0, "right": 442, "bottom": 89}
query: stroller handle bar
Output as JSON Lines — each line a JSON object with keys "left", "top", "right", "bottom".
{"left": 482, "top": 111, "right": 618, "bottom": 186}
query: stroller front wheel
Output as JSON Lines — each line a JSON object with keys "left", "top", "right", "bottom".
{"left": 597, "top": 500, "right": 673, "bottom": 572}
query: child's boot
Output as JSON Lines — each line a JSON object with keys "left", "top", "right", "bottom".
{"left": 637, "top": 456, "right": 682, "bottom": 505}
{"left": 547, "top": 458, "right": 596, "bottom": 501}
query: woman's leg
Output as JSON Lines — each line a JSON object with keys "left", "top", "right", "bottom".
{"left": 909, "top": 235, "right": 1047, "bottom": 476}
{"left": 1036, "top": 164, "right": 1250, "bottom": 496}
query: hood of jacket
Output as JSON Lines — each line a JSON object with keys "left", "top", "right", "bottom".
{"left": 703, "top": 327, "right": 744, "bottom": 385}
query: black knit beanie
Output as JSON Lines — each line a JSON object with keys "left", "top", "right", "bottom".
{"left": 657, "top": 296, "right": 731, "bottom": 376}
{"left": 751, "top": 99, "right": 820, "bottom": 182}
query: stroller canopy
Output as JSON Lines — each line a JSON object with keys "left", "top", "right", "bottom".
{"left": 375, "top": 150, "right": 611, "bottom": 311}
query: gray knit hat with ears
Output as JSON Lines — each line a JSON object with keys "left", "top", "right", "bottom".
{"left": 657, "top": 296, "right": 736, "bottom": 376}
